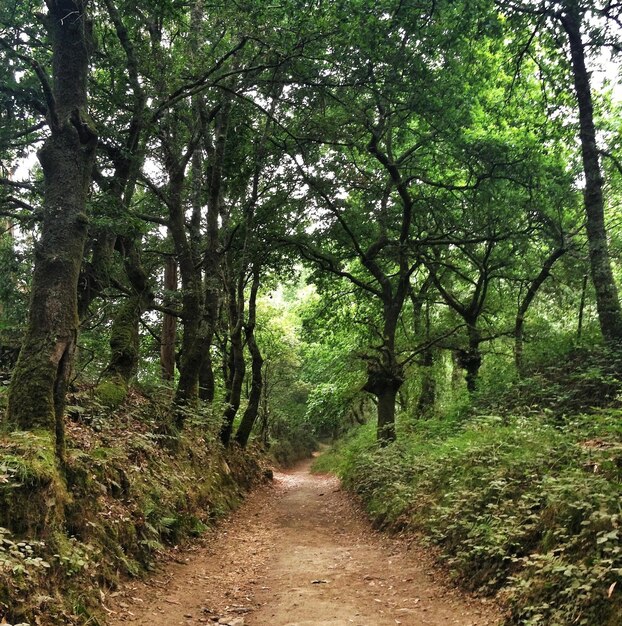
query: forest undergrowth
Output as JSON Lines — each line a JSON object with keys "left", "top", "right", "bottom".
{"left": 314, "top": 346, "right": 622, "bottom": 626}
{"left": 0, "top": 389, "right": 277, "bottom": 625}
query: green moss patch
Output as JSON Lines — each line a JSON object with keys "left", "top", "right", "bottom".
{"left": 94, "top": 378, "right": 128, "bottom": 408}
{"left": 0, "top": 392, "right": 265, "bottom": 625}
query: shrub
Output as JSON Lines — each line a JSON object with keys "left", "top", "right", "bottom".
{"left": 330, "top": 411, "right": 622, "bottom": 625}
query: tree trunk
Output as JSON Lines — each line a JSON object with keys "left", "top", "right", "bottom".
{"left": 6, "top": 0, "right": 97, "bottom": 461}
{"left": 198, "top": 350, "right": 215, "bottom": 401}
{"left": 97, "top": 237, "right": 153, "bottom": 405}
{"left": 77, "top": 232, "right": 115, "bottom": 320}
{"left": 172, "top": 103, "right": 229, "bottom": 425}
{"left": 198, "top": 101, "right": 230, "bottom": 401}
{"left": 235, "top": 268, "right": 263, "bottom": 447}
{"left": 258, "top": 363, "right": 270, "bottom": 446}
{"left": 174, "top": 289, "right": 204, "bottom": 421}
{"left": 362, "top": 301, "right": 403, "bottom": 445}
{"left": 414, "top": 296, "right": 435, "bottom": 417}
{"left": 220, "top": 271, "right": 246, "bottom": 446}
{"left": 168, "top": 165, "right": 205, "bottom": 424}
{"left": 107, "top": 298, "right": 141, "bottom": 385}
{"left": 376, "top": 387, "right": 398, "bottom": 444}
{"left": 462, "top": 322, "right": 482, "bottom": 393}
{"left": 417, "top": 346, "right": 436, "bottom": 417}
{"left": 220, "top": 331, "right": 245, "bottom": 445}
{"left": 561, "top": 9, "right": 622, "bottom": 342}
{"left": 577, "top": 273, "right": 589, "bottom": 339}
{"left": 160, "top": 255, "right": 177, "bottom": 381}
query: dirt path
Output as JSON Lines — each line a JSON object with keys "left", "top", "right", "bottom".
{"left": 107, "top": 460, "right": 501, "bottom": 626}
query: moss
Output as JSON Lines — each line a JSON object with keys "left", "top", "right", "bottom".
{"left": 104, "top": 296, "right": 141, "bottom": 384}
{"left": 0, "top": 430, "right": 67, "bottom": 536}
{"left": 6, "top": 334, "right": 59, "bottom": 431}
{"left": 94, "top": 378, "right": 128, "bottom": 408}
{"left": 0, "top": 391, "right": 267, "bottom": 625}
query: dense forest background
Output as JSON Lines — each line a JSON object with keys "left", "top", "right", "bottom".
{"left": 0, "top": 1, "right": 621, "bottom": 625}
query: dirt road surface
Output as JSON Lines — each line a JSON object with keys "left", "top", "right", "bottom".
{"left": 107, "top": 459, "right": 502, "bottom": 626}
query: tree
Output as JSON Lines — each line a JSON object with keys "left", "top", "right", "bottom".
{"left": 234, "top": 265, "right": 264, "bottom": 447}
{"left": 500, "top": 0, "right": 622, "bottom": 342}
{"left": 5, "top": 0, "right": 97, "bottom": 460}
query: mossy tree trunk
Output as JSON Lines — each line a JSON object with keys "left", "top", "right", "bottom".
{"left": 6, "top": 0, "right": 96, "bottom": 460}
{"left": 196, "top": 99, "right": 229, "bottom": 405}
{"left": 220, "top": 264, "right": 246, "bottom": 446}
{"left": 160, "top": 255, "right": 177, "bottom": 382}
{"left": 363, "top": 300, "right": 405, "bottom": 445}
{"left": 199, "top": 352, "right": 216, "bottom": 401}
{"left": 169, "top": 163, "right": 204, "bottom": 421}
{"left": 462, "top": 321, "right": 482, "bottom": 393}
{"left": 77, "top": 0, "right": 147, "bottom": 322}
{"left": 235, "top": 267, "right": 263, "bottom": 447}
{"left": 97, "top": 237, "right": 154, "bottom": 405}
{"left": 171, "top": 103, "right": 228, "bottom": 428}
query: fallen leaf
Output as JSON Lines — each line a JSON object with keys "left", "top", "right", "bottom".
{"left": 608, "top": 581, "right": 617, "bottom": 598}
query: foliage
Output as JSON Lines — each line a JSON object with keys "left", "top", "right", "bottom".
{"left": 266, "top": 413, "right": 317, "bottom": 468}
{"left": 0, "top": 391, "right": 265, "bottom": 625}
{"left": 1, "top": 0, "right": 622, "bottom": 621}
{"left": 475, "top": 344, "right": 622, "bottom": 420}
{"left": 321, "top": 389, "right": 622, "bottom": 625}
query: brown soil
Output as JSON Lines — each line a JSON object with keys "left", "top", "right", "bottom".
{"left": 106, "top": 459, "right": 502, "bottom": 626}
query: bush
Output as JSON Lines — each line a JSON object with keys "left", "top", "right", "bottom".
{"left": 267, "top": 412, "right": 317, "bottom": 467}
{"left": 330, "top": 411, "right": 622, "bottom": 625}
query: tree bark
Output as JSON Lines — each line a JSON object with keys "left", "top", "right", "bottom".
{"left": 577, "top": 273, "right": 589, "bottom": 339}
{"left": 97, "top": 237, "right": 153, "bottom": 402}
{"left": 376, "top": 386, "right": 398, "bottom": 442}
{"left": 235, "top": 268, "right": 263, "bottom": 447}
{"left": 220, "top": 269, "right": 246, "bottom": 446}
{"left": 170, "top": 160, "right": 202, "bottom": 415}
{"left": 412, "top": 289, "right": 435, "bottom": 417}
{"left": 462, "top": 322, "right": 482, "bottom": 393}
{"left": 198, "top": 351, "right": 215, "bottom": 401}
{"left": 160, "top": 255, "right": 177, "bottom": 381}
{"left": 417, "top": 345, "right": 436, "bottom": 417}
{"left": 197, "top": 99, "right": 230, "bottom": 403}
{"left": 561, "top": 8, "right": 622, "bottom": 342}
{"left": 172, "top": 103, "right": 228, "bottom": 425}
{"left": 6, "top": 0, "right": 97, "bottom": 461}
{"left": 362, "top": 300, "right": 404, "bottom": 445}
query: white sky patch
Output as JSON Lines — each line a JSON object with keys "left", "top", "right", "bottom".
{"left": 13, "top": 150, "right": 37, "bottom": 182}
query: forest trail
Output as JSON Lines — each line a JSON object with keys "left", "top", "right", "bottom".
{"left": 106, "top": 459, "right": 502, "bottom": 626}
